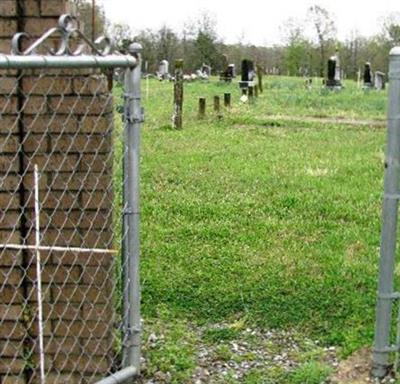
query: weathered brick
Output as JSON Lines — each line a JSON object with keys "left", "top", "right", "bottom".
{"left": 49, "top": 95, "right": 113, "bottom": 115}
{"left": 23, "top": 115, "right": 78, "bottom": 133}
{"left": 82, "top": 266, "right": 113, "bottom": 285}
{"left": 0, "top": 95, "right": 18, "bottom": 114}
{"left": 27, "top": 265, "right": 81, "bottom": 284}
{"left": 0, "top": 249, "right": 22, "bottom": 266}
{"left": 52, "top": 250, "right": 114, "bottom": 266}
{"left": 1, "top": 286, "right": 23, "bottom": 303}
{"left": 81, "top": 337, "right": 114, "bottom": 356}
{"left": 50, "top": 172, "right": 112, "bottom": 191}
{"left": 0, "top": 77, "right": 18, "bottom": 95}
{"left": 0, "top": 358, "right": 25, "bottom": 374}
{"left": 0, "top": 174, "right": 21, "bottom": 192}
{"left": 23, "top": 153, "right": 79, "bottom": 172}
{"left": 52, "top": 284, "right": 109, "bottom": 303}
{"left": 80, "top": 115, "right": 113, "bottom": 134}
{"left": 81, "top": 303, "right": 113, "bottom": 322}
{"left": 0, "top": 134, "right": 20, "bottom": 153}
{"left": 0, "top": 38, "right": 11, "bottom": 54}
{"left": 23, "top": 132, "right": 49, "bottom": 153}
{"left": 0, "top": 1, "right": 17, "bottom": 16}
{"left": 23, "top": 17, "right": 57, "bottom": 37}
{"left": 52, "top": 320, "right": 111, "bottom": 338}
{"left": 81, "top": 229, "right": 114, "bottom": 249}
{"left": 26, "top": 283, "right": 51, "bottom": 302}
{"left": 53, "top": 353, "right": 110, "bottom": 373}
{"left": 40, "top": 0, "right": 68, "bottom": 16}
{"left": 73, "top": 76, "right": 109, "bottom": 95}
{"left": 0, "top": 341, "right": 23, "bottom": 358}
{"left": 81, "top": 191, "right": 113, "bottom": 210}
{"left": 0, "top": 267, "right": 21, "bottom": 285}
{"left": 42, "top": 336, "right": 81, "bottom": 355}
{"left": 78, "top": 154, "right": 112, "bottom": 172}
{"left": 0, "top": 19, "right": 17, "bottom": 37}
{"left": 0, "top": 210, "right": 20, "bottom": 228}
{"left": 52, "top": 134, "right": 112, "bottom": 153}
{"left": 30, "top": 372, "right": 82, "bottom": 384}
{"left": 0, "top": 321, "right": 25, "bottom": 339}
{"left": 21, "top": 95, "right": 48, "bottom": 114}
{"left": 21, "top": 0, "right": 40, "bottom": 16}
{"left": 0, "top": 155, "right": 20, "bottom": 173}
{"left": 0, "top": 304, "right": 23, "bottom": 320}
{"left": 0, "top": 230, "right": 21, "bottom": 243}
{"left": 2, "top": 376, "right": 26, "bottom": 384}
{"left": 25, "top": 190, "right": 79, "bottom": 210}
{"left": 0, "top": 116, "right": 19, "bottom": 134}
{"left": 22, "top": 76, "right": 73, "bottom": 95}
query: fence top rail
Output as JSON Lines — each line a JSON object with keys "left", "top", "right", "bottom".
{"left": 0, "top": 54, "right": 137, "bottom": 69}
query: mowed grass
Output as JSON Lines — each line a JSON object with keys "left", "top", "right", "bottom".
{"left": 116, "top": 76, "right": 389, "bottom": 380}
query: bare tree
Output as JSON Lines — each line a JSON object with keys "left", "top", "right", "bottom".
{"left": 307, "top": 5, "right": 337, "bottom": 77}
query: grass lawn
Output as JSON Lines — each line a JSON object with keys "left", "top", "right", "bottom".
{"left": 118, "top": 76, "right": 390, "bottom": 382}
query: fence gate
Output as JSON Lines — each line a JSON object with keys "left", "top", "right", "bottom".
{"left": 0, "top": 15, "right": 142, "bottom": 384}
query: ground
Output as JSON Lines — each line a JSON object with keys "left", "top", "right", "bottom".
{"left": 114, "top": 76, "right": 399, "bottom": 383}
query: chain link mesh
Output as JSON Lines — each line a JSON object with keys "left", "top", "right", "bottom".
{"left": 0, "top": 66, "right": 126, "bottom": 383}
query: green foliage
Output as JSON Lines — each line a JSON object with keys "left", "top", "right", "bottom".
{"left": 288, "top": 362, "right": 332, "bottom": 384}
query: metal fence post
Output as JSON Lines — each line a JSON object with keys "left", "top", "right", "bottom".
{"left": 122, "top": 42, "right": 143, "bottom": 373}
{"left": 372, "top": 47, "right": 400, "bottom": 378}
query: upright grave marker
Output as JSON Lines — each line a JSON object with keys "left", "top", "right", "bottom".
{"left": 173, "top": 59, "right": 184, "bottom": 129}
{"left": 363, "top": 62, "right": 373, "bottom": 88}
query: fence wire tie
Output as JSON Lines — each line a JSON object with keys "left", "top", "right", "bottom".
{"left": 378, "top": 292, "right": 400, "bottom": 300}
{"left": 374, "top": 346, "right": 400, "bottom": 353}
{"left": 384, "top": 194, "right": 400, "bottom": 200}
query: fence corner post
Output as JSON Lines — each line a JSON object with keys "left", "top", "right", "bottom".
{"left": 122, "top": 42, "right": 143, "bottom": 375}
{"left": 173, "top": 59, "right": 184, "bottom": 129}
{"left": 372, "top": 46, "right": 400, "bottom": 379}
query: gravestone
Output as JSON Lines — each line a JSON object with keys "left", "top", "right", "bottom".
{"left": 326, "top": 53, "right": 342, "bottom": 89}
{"left": 220, "top": 55, "right": 235, "bottom": 82}
{"left": 158, "top": 59, "right": 169, "bottom": 80}
{"left": 374, "top": 71, "right": 386, "bottom": 90}
{"left": 239, "top": 59, "right": 256, "bottom": 92}
{"left": 202, "top": 64, "right": 211, "bottom": 77}
{"left": 363, "top": 62, "right": 373, "bottom": 88}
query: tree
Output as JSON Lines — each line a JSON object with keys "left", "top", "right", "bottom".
{"left": 307, "top": 5, "right": 337, "bottom": 77}
{"left": 109, "top": 23, "right": 134, "bottom": 52}
{"left": 281, "top": 18, "right": 311, "bottom": 76}
{"left": 72, "top": 0, "right": 107, "bottom": 40}
{"left": 380, "top": 13, "right": 400, "bottom": 45}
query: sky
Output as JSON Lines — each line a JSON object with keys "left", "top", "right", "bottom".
{"left": 98, "top": 0, "right": 400, "bottom": 46}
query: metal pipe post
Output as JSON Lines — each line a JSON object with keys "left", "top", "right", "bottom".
{"left": 122, "top": 43, "right": 143, "bottom": 373}
{"left": 372, "top": 46, "right": 400, "bottom": 378}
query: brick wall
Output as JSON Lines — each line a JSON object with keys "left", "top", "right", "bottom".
{"left": 0, "top": 1, "right": 117, "bottom": 383}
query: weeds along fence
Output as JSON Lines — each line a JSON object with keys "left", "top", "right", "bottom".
{"left": 0, "top": 15, "right": 142, "bottom": 384}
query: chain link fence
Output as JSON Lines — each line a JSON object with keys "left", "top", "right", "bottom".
{"left": 0, "top": 15, "right": 142, "bottom": 384}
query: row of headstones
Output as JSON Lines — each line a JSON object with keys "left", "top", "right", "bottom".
{"left": 157, "top": 60, "right": 211, "bottom": 81}
{"left": 326, "top": 53, "right": 386, "bottom": 90}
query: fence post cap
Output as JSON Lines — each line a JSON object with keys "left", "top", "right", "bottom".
{"left": 390, "top": 47, "right": 400, "bottom": 56}
{"left": 129, "top": 43, "right": 142, "bottom": 54}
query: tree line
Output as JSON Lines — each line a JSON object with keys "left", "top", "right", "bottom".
{"left": 73, "top": 0, "right": 400, "bottom": 78}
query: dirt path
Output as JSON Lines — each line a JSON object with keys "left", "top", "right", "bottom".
{"left": 263, "top": 115, "right": 386, "bottom": 128}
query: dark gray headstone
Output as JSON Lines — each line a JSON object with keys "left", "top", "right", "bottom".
{"left": 363, "top": 62, "right": 372, "bottom": 86}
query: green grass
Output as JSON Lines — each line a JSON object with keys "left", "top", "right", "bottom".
{"left": 114, "top": 76, "right": 388, "bottom": 382}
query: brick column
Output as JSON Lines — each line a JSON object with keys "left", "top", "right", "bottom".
{"left": 0, "top": 2, "right": 116, "bottom": 383}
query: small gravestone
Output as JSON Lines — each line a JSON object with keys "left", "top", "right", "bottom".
{"left": 202, "top": 64, "right": 211, "bottom": 77}
{"left": 326, "top": 52, "right": 342, "bottom": 89}
{"left": 220, "top": 55, "right": 235, "bottom": 82}
{"left": 239, "top": 59, "right": 256, "bottom": 93}
{"left": 158, "top": 59, "right": 169, "bottom": 81}
{"left": 374, "top": 71, "right": 386, "bottom": 90}
{"left": 363, "top": 62, "right": 373, "bottom": 88}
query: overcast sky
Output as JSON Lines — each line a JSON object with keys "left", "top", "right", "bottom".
{"left": 98, "top": 0, "right": 399, "bottom": 46}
